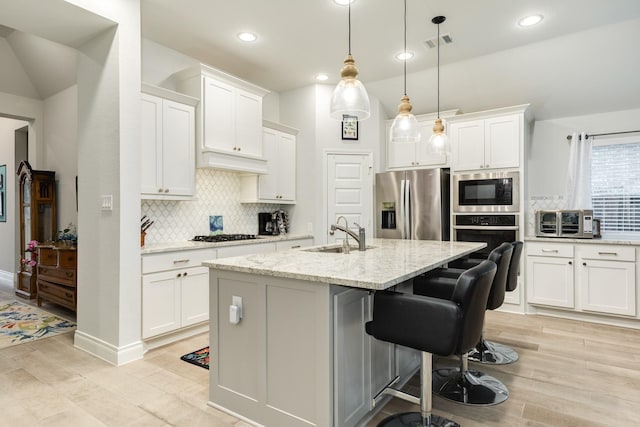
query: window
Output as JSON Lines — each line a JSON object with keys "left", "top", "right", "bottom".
{"left": 591, "top": 137, "right": 640, "bottom": 234}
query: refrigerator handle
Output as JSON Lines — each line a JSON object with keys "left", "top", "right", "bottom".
{"left": 399, "top": 179, "right": 406, "bottom": 239}
{"left": 405, "top": 179, "right": 411, "bottom": 239}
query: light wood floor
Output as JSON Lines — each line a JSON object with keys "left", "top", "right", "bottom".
{"left": 1, "top": 285, "right": 639, "bottom": 426}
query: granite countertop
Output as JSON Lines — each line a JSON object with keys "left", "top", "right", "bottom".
{"left": 525, "top": 235, "right": 640, "bottom": 246}
{"left": 140, "top": 234, "right": 313, "bottom": 254}
{"left": 203, "top": 239, "right": 486, "bottom": 290}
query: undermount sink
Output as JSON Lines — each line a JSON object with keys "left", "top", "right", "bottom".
{"left": 303, "top": 245, "right": 376, "bottom": 254}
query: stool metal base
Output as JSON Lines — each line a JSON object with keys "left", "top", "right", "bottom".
{"left": 432, "top": 367, "right": 509, "bottom": 406}
{"left": 467, "top": 338, "right": 519, "bottom": 365}
{"left": 377, "top": 412, "right": 460, "bottom": 427}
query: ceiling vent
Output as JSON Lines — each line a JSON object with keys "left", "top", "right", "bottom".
{"left": 424, "top": 33, "right": 453, "bottom": 49}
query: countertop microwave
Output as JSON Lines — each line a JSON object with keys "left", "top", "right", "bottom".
{"left": 535, "top": 210, "right": 593, "bottom": 238}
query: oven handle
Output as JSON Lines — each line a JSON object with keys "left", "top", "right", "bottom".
{"left": 453, "top": 225, "right": 520, "bottom": 231}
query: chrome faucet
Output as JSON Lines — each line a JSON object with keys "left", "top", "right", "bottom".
{"left": 330, "top": 216, "right": 366, "bottom": 251}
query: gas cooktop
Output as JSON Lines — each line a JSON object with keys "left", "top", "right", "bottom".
{"left": 192, "top": 234, "right": 257, "bottom": 242}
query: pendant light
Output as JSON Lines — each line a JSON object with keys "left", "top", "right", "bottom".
{"left": 330, "top": 0, "right": 371, "bottom": 121}
{"left": 428, "top": 16, "right": 449, "bottom": 154}
{"left": 389, "top": 0, "right": 420, "bottom": 143}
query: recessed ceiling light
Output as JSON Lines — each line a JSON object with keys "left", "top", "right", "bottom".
{"left": 237, "top": 32, "right": 257, "bottom": 42}
{"left": 316, "top": 73, "right": 329, "bottom": 81}
{"left": 395, "top": 51, "right": 414, "bottom": 61}
{"left": 518, "top": 14, "right": 543, "bottom": 27}
{"left": 333, "top": 0, "right": 355, "bottom": 5}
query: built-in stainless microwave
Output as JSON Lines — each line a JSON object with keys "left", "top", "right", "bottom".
{"left": 453, "top": 171, "right": 519, "bottom": 213}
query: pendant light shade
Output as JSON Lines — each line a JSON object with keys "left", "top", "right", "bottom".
{"left": 428, "top": 16, "right": 449, "bottom": 155}
{"left": 330, "top": 1, "right": 371, "bottom": 121}
{"left": 390, "top": 0, "right": 420, "bottom": 143}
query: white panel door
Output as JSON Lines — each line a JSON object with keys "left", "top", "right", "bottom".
{"left": 180, "top": 266, "right": 210, "bottom": 326}
{"left": 451, "top": 119, "right": 485, "bottom": 171}
{"left": 485, "top": 114, "right": 520, "bottom": 170}
{"left": 579, "top": 260, "right": 636, "bottom": 316}
{"left": 526, "top": 256, "right": 575, "bottom": 309}
{"left": 162, "top": 99, "right": 195, "bottom": 196}
{"left": 259, "top": 128, "right": 279, "bottom": 200}
{"left": 235, "top": 88, "right": 263, "bottom": 156}
{"left": 277, "top": 132, "right": 296, "bottom": 201}
{"left": 326, "top": 153, "right": 373, "bottom": 245}
{"left": 142, "top": 270, "right": 181, "bottom": 338}
{"left": 140, "top": 94, "right": 162, "bottom": 194}
{"left": 203, "top": 76, "right": 235, "bottom": 152}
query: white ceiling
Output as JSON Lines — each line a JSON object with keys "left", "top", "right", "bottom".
{"left": 2, "top": 0, "right": 640, "bottom": 120}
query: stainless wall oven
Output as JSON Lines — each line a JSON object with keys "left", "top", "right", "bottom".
{"left": 453, "top": 214, "right": 518, "bottom": 259}
{"left": 453, "top": 171, "right": 519, "bottom": 213}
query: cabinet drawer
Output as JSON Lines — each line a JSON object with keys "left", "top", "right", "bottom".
{"left": 578, "top": 245, "right": 635, "bottom": 262}
{"left": 527, "top": 242, "right": 573, "bottom": 258}
{"left": 59, "top": 250, "right": 77, "bottom": 268}
{"left": 39, "top": 248, "right": 58, "bottom": 266}
{"left": 142, "top": 248, "right": 217, "bottom": 274}
{"left": 38, "top": 266, "right": 76, "bottom": 287}
{"left": 38, "top": 279, "right": 76, "bottom": 305}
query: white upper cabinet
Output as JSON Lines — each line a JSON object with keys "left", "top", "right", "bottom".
{"left": 449, "top": 105, "right": 530, "bottom": 172}
{"left": 241, "top": 121, "right": 298, "bottom": 204}
{"left": 173, "top": 64, "right": 270, "bottom": 174}
{"left": 386, "top": 110, "right": 458, "bottom": 170}
{"left": 141, "top": 84, "right": 197, "bottom": 199}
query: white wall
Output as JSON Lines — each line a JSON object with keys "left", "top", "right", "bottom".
{"left": 43, "top": 85, "right": 78, "bottom": 229}
{"left": 280, "top": 84, "right": 385, "bottom": 243}
{"left": 525, "top": 107, "right": 640, "bottom": 235}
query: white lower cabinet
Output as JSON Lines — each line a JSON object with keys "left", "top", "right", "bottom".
{"left": 577, "top": 245, "right": 636, "bottom": 316}
{"left": 142, "top": 248, "right": 216, "bottom": 339}
{"left": 526, "top": 242, "right": 637, "bottom": 318}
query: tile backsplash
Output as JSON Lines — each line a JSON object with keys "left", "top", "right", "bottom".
{"left": 526, "top": 195, "right": 566, "bottom": 236}
{"left": 141, "top": 169, "right": 280, "bottom": 244}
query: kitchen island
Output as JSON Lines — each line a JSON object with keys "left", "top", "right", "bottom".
{"left": 203, "top": 239, "right": 485, "bottom": 427}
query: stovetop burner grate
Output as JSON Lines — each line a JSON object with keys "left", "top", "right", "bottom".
{"left": 192, "top": 234, "right": 257, "bottom": 242}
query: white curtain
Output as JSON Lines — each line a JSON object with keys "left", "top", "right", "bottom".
{"left": 565, "top": 131, "right": 593, "bottom": 209}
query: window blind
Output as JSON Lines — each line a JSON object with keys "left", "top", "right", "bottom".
{"left": 591, "top": 142, "right": 640, "bottom": 232}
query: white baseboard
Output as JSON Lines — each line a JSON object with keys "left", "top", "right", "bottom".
{"left": 74, "top": 330, "right": 144, "bottom": 366}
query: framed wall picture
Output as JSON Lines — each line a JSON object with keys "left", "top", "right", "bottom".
{"left": 0, "top": 164, "right": 5, "bottom": 222}
{"left": 341, "top": 115, "right": 358, "bottom": 141}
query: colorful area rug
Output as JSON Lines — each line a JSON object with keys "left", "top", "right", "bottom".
{"left": 180, "top": 346, "right": 210, "bottom": 369}
{"left": 0, "top": 300, "right": 76, "bottom": 349}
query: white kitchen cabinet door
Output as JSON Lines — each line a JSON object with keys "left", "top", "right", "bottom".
{"left": 235, "top": 88, "right": 263, "bottom": 157}
{"left": 274, "top": 132, "right": 296, "bottom": 201}
{"left": 141, "top": 94, "right": 163, "bottom": 195}
{"left": 181, "top": 266, "right": 210, "bottom": 326}
{"left": 526, "top": 255, "right": 575, "bottom": 309}
{"left": 142, "top": 270, "right": 181, "bottom": 339}
{"left": 161, "top": 99, "right": 195, "bottom": 195}
{"left": 203, "top": 76, "right": 236, "bottom": 153}
{"left": 451, "top": 119, "right": 485, "bottom": 171}
{"left": 334, "top": 288, "right": 372, "bottom": 427}
{"left": 386, "top": 120, "right": 447, "bottom": 169}
{"left": 140, "top": 92, "right": 195, "bottom": 198}
{"left": 484, "top": 114, "right": 520, "bottom": 170}
{"left": 258, "top": 128, "right": 279, "bottom": 200}
{"left": 578, "top": 259, "right": 636, "bottom": 316}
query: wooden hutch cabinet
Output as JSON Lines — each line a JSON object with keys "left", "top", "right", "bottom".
{"left": 36, "top": 246, "right": 77, "bottom": 312}
{"left": 17, "top": 161, "right": 56, "bottom": 299}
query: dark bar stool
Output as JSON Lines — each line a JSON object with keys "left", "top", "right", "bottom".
{"left": 366, "top": 260, "right": 497, "bottom": 426}
{"left": 447, "top": 242, "right": 524, "bottom": 364}
{"left": 413, "top": 242, "right": 513, "bottom": 406}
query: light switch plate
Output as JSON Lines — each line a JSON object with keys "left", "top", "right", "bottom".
{"left": 101, "top": 195, "right": 113, "bottom": 211}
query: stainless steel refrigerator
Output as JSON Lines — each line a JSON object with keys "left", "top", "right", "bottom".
{"left": 375, "top": 168, "right": 450, "bottom": 240}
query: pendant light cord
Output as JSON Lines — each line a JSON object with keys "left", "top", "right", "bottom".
{"left": 348, "top": 1, "right": 352, "bottom": 55}
{"left": 403, "top": 0, "right": 407, "bottom": 96}
{"left": 436, "top": 20, "right": 440, "bottom": 118}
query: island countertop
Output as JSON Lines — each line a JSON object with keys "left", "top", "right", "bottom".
{"left": 203, "top": 238, "right": 485, "bottom": 290}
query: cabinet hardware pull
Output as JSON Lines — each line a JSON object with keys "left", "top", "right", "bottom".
{"left": 66, "top": 272, "right": 74, "bottom": 278}
{"left": 177, "top": 273, "right": 182, "bottom": 278}
{"left": 291, "top": 245, "right": 301, "bottom": 249}
{"left": 173, "top": 259, "right": 190, "bottom": 264}
{"left": 541, "top": 249, "right": 558, "bottom": 253}
{"left": 598, "top": 251, "right": 617, "bottom": 256}
{"left": 183, "top": 272, "right": 188, "bottom": 276}
{"left": 65, "top": 292, "right": 72, "bottom": 298}
{"left": 568, "top": 261, "right": 572, "bottom": 265}
{"left": 583, "top": 262, "right": 587, "bottom": 266}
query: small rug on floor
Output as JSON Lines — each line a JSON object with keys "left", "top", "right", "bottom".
{"left": 180, "top": 346, "right": 210, "bottom": 369}
{"left": 0, "top": 300, "right": 76, "bottom": 349}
